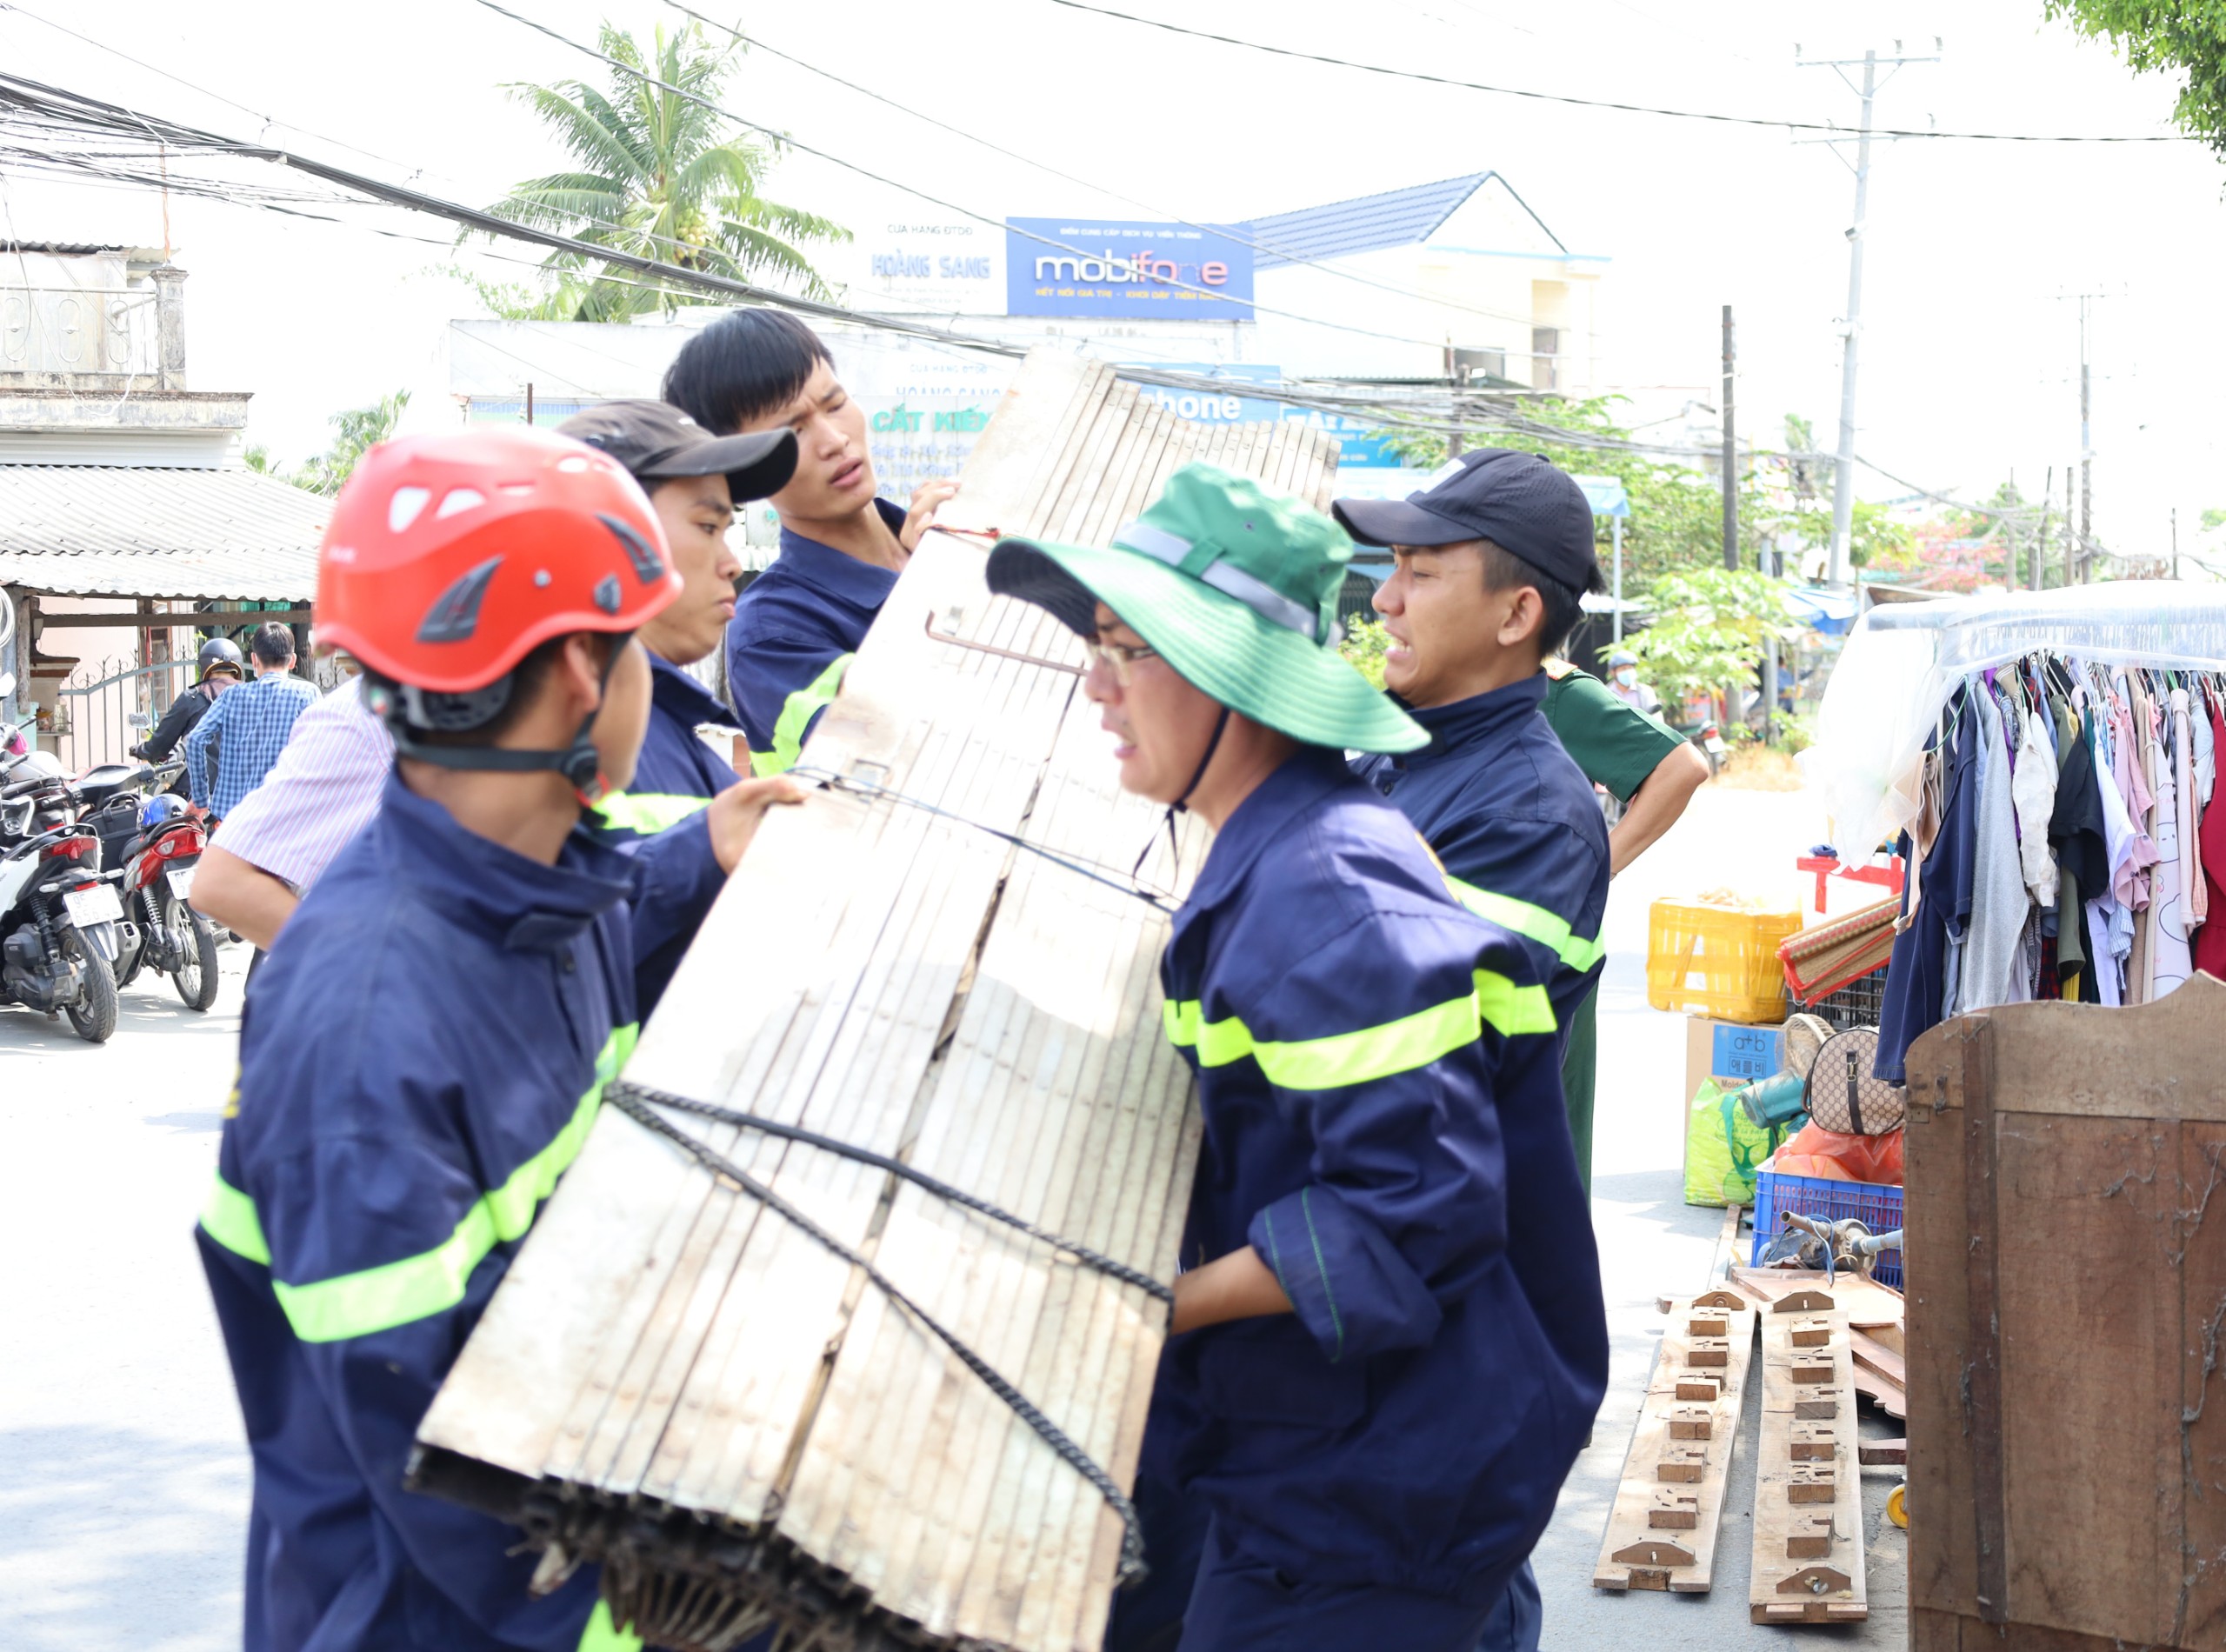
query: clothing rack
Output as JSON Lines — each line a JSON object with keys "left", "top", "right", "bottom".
{"left": 1813, "top": 584, "right": 2226, "bottom": 863}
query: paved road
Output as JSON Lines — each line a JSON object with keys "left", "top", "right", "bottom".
{"left": 0, "top": 782, "right": 1908, "bottom": 1650}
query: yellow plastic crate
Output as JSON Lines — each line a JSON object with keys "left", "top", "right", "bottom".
{"left": 1646, "top": 896, "right": 1802, "bottom": 1023}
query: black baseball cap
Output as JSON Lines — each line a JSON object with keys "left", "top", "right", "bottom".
{"left": 1333, "top": 449, "right": 1601, "bottom": 591}
{"left": 558, "top": 399, "right": 796, "bottom": 503}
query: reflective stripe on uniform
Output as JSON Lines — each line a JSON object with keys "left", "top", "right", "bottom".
{"left": 198, "top": 1024, "right": 639, "bottom": 1343}
{"left": 577, "top": 1600, "right": 643, "bottom": 1652}
{"left": 591, "top": 789, "right": 714, "bottom": 834}
{"left": 1443, "top": 876, "right": 1605, "bottom": 975}
{"left": 1161, "top": 969, "right": 1554, "bottom": 1088}
{"left": 749, "top": 653, "right": 852, "bottom": 776}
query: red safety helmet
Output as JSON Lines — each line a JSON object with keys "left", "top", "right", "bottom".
{"left": 316, "top": 428, "right": 682, "bottom": 799}
{"left": 316, "top": 427, "right": 679, "bottom": 693}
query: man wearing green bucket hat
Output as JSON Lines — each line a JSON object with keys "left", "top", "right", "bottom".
{"left": 986, "top": 463, "right": 1607, "bottom": 1652}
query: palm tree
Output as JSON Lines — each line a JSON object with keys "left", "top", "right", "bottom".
{"left": 482, "top": 22, "right": 846, "bottom": 321}
{"left": 297, "top": 390, "right": 411, "bottom": 497}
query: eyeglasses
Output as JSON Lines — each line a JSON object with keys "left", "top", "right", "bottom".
{"left": 1085, "top": 637, "right": 1158, "bottom": 685}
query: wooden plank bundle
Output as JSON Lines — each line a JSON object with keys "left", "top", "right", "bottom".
{"left": 1905, "top": 978, "right": 2226, "bottom": 1652}
{"left": 408, "top": 350, "right": 1343, "bottom": 1652}
{"left": 1749, "top": 1288, "right": 1867, "bottom": 1624}
{"left": 1591, "top": 1289, "right": 1756, "bottom": 1594}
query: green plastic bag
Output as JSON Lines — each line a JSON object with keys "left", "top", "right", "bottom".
{"left": 1683, "top": 1076, "right": 1785, "bottom": 1208}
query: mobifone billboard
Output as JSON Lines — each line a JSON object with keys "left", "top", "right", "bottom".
{"left": 1005, "top": 217, "right": 1254, "bottom": 320}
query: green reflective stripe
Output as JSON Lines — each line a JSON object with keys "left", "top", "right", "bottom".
{"left": 577, "top": 1600, "right": 642, "bottom": 1652}
{"left": 263, "top": 1024, "right": 639, "bottom": 1344}
{"left": 201, "top": 1174, "right": 270, "bottom": 1265}
{"left": 1161, "top": 968, "right": 1554, "bottom": 1089}
{"left": 591, "top": 789, "right": 712, "bottom": 834}
{"left": 1444, "top": 876, "right": 1605, "bottom": 974}
{"left": 749, "top": 653, "right": 852, "bottom": 776}
{"left": 1475, "top": 970, "right": 1557, "bottom": 1037}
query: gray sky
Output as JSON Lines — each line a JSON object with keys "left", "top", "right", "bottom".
{"left": 3, "top": 0, "right": 2220, "bottom": 555}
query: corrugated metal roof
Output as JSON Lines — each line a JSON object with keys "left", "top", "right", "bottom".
{"left": 0, "top": 465, "right": 329, "bottom": 599}
{"left": 1239, "top": 175, "right": 1495, "bottom": 268}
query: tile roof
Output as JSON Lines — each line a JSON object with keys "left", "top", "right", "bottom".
{"left": 1239, "top": 174, "right": 1507, "bottom": 268}
{"left": 0, "top": 464, "right": 329, "bottom": 599}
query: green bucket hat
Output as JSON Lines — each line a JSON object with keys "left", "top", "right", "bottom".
{"left": 984, "top": 463, "right": 1424, "bottom": 755}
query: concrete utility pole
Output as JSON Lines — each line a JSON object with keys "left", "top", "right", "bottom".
{"left": 1799, "top": 40, "right": 1939, "bottom": 590}
{"left": 2035, "top": 465, "right": 2053, "bottom": 592}
{"left": 2078, "top": 296, "right": 2093, "bottom": 581}
{"left": 1722, "top": 305, "right": 1738, "bottom": 571}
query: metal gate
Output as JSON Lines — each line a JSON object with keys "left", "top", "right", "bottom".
{"left": 50, "top": 656, "right": 196, "bottom": 775}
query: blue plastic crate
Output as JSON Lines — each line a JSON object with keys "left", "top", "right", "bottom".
{"left": 1749, "top": 1167, "right": 1903, "bottom": 1289}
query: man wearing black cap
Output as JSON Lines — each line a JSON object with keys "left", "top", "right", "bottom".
{"left": 556, "top": 399, "right": 796, "bottom": 829}
{"left": 1335, "top": 450, "right": 1611, "bottom": 1650}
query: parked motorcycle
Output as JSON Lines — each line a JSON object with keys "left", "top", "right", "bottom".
{"left": 77, "top": 764, "right": 219, "bottom": 1009}
{"left": 0, "top": 755, "right": 124, "bottom": 1042}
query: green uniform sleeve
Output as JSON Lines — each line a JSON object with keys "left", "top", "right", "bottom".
{"left": 1540, "top": 668, "right": 1688, "bottom": 803}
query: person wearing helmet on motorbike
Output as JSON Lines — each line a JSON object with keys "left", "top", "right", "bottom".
{"left": 197, "top": 427, "right": 799, "bottom": 1652}
{"left": 135, "top": 636, "right": 244, "bottom": 796}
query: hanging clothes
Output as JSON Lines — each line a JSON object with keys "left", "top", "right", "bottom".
{"left": 2196, "top": 692, "right": 2226, "bottom": 980}
{"left": 2049, "top": 691, "right": 2105, "bottom": 1001}
{"left": 2149, "top": 689, "right": 2195, "bottom": 999}
{"left": 1876, "top": 696, "right": 1979, "bottom": 1085}
{"left": 2014, "top": 689, "right": 2060, "bottom": 909}
{"left": 1960, "top": 678, "right": 2034, "bottom": 1012}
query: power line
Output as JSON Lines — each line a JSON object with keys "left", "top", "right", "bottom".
{"left": 468, "top": 0, "right": 1481, "bottom": 357}
{"left": 659, "top": 0, "right": 1558, "bottom": 337}
{"left": 1043, "top": 0, "right": 2201, "bottom": 143}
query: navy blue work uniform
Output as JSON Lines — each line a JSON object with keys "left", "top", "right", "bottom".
{"left": 1352, "top": 675, "right": 1610, "bottom": 1056}
{"left": 723, "top": 496, "right": 906, "bottom": 775}
{"left": 1144, "top": 749, "right": 1608, "bottom": 1651}
{"left": 590, "top": 651, "right": 742, "bottom": 1013}
{"left": 1351, "top": 675, "right": 1610, "bottom": 1652}
{"left": 197, "top": 775, "right": 727, "bottom": 1652}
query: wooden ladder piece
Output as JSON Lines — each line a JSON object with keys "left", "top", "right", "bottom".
{"left": 1750, "top": 1300, "right": 1867, "bottom": 1624}
{"left": 1591, "top": 1296, "right": 1757, "bottom": 1595}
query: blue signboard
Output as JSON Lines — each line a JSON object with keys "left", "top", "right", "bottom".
{"left": 1128, "top": 363, "right": 1406, "bottom": 470}
{"left": 1009, "top": 218, "right": 1253, "bottom": 319}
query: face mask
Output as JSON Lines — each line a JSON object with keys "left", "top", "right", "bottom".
{"left": 1615, "top": 668, "right": 1637, "bottom": 689}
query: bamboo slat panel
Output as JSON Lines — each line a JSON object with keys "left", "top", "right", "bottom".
{"left": 412, "top": 350, "right": 1343, "bottom": 1652}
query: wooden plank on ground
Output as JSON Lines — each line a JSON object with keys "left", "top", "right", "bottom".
{"left": 1591, "top": 1290, "right": 1756, "bottom": 1595}
{"left": 1750, "top": 1288, "right": 1868, "bottom": 1625}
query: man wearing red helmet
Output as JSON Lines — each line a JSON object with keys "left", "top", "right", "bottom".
{"left": 197, "top": 427, "right": 797, "bottom": 1652}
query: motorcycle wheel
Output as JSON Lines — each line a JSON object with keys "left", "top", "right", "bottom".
{"left": 64, "top": 931, "right": 119, "bottom": 1043}
{"left": 170, "top": 897, "right": 221, "bottom": 1012}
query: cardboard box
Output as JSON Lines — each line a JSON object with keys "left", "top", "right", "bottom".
{"left": 1685, "top": 1015, "right": 1785, "bottom": 1106}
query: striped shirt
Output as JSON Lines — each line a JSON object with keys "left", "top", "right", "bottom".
{"left": 211, "top": 678, "right": 392, "bottom": 892}
{"left": 184, "top": 669, "right": 321, "bottom": 819}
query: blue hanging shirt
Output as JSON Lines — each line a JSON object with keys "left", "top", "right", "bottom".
{"left": 1152, "top": 748, "right": 1608, "bottom": 1601}
{"left": 722, "top": 497, "right": 907, "bottom": 775}
{"left": 1350, "top": 675, "right": 1611, "bottom": 1055}
{"left": 196, "top": 775, "right": 725, "bottom": 1652}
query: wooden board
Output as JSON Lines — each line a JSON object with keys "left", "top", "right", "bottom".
{"left": 1749, "top": 1289, "right": 1868, "bottom": 1624}
{"left": 1905, "top": 982, "right": 2226, "bottom": 1649}
{"left": 1591, "top": 1291, "right": 1757, "bottom": 1594}
{"left": 410, "top": 350, "right": 1344, "bottom": 1652}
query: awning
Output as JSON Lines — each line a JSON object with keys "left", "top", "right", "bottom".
{"left": 0, "top": 464, "right": 330, "bottom": 601}
{"left": 1783, "top": 583, "right": 1859, "bottom": 634}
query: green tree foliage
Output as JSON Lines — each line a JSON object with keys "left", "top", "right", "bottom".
{"left": 2046, "top": 0, "right": 2226, "bottom": 151}
{"left": 482, "top": 21, "right": 846, "bottom": 321}
{"left": 1625, "top": 566, "right": 1796, "bottom": 704}
{"left": 295, "top": 390, "right": 411, "bottom": 498}
{"left": 1338, "top": 616, "right": 1392, "bottom": 689}
{"left": 2203, "top": 506, "right": 2226, "bottom": 531}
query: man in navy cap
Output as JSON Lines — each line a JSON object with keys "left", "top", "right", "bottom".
{"left": 1335, "top": 450, "right": 1611, "bottom": 1650}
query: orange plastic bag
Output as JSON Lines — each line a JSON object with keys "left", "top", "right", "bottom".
{"left": 1773, "top": 1122, "right": 1904, "bottom": 1186}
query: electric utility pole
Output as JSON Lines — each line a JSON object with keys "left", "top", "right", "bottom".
{"left": 1722, "top": 305, "right": 1737, "bottom": 571}
{"left": 2079, "top": 296, "right": 2094, "bottom": 581}
{"left": 1798, "top": 39, "right": 1939, "bottom": 589}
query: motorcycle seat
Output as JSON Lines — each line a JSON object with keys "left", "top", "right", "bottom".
{"left": 74, "top": 765, "right": 143, "bottom": 808}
